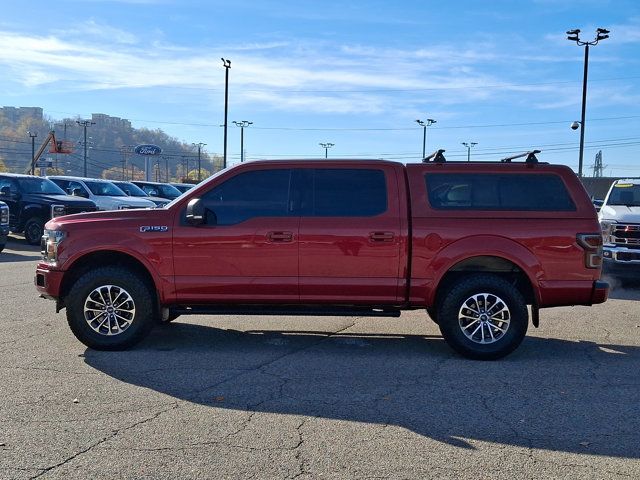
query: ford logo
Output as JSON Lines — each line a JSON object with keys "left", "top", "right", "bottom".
{"left": 134, "top": 144, "right": 162, "bottom": 156}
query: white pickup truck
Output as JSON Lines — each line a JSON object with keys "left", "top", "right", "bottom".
{"left": 599, "top": 178, "right": 640, "bottom": 277}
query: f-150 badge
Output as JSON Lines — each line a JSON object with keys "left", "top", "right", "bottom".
{"left": 140, "top": 226, "right": 169, "bottom": 232}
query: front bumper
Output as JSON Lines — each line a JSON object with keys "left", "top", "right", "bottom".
{"left": 0, "top": 225, "right": 8, "bottom": 245}
{"left": 35, "top": 263, "right": 65, "bottom": 300}
{"left": 602, "top": 247, "right": 640, "bottom": 278}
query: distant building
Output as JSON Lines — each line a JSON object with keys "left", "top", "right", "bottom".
{"left": 0, "top": 106, "right": 44, "bottom": 123}
{"left": 91, "top": 113, "right": 132, "bottom": 130}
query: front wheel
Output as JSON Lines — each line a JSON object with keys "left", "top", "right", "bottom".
{"left": 24, "top": 217, "right": 44, "bottom": 245}
{"left": 437, "top": 274, "right": 528, "bottom": 360}
{"left": 66, "top": 266, "right": 155, "bottom": 350}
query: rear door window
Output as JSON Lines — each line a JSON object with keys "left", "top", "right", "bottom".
{"left": 308, "top": 168, "right": 387, "bottom": 217}
{"left": 426, "top": 174, "right": 575, "bottom": 211}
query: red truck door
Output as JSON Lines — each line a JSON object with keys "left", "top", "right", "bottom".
{"left": 298, "top": 165, "right": 403, "bottom": 303}
{"left": 172, "top": 168, "right": 299, "bottom": 303}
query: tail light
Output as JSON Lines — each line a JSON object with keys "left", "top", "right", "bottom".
{"left": 577, "top": 233, "right": 603, "bottom": 269}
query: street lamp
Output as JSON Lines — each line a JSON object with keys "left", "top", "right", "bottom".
{"left": 192, "top": 142, "right": 206, "bottom": 181}
{"left": 461, "top": 142, "right": 477, "bottom": 162}
{"left": 567, "top": 27, "right": 610, "bottom": 177}
{"left": 27, "top": 131, "right": 37, "bottom": 175}
{"left": 232, "top": 120, "right": 253, "bottom": 163}
{"left": 221, "top": 58, "right": 231, "bottom": 169}
{"left": 319, "top": 142, "right": 334, "bottom": 159}
{"left": 415, "top": 118, "right": 436, "bottom": 159}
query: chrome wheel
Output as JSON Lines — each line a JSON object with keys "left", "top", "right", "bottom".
{"left": 83, "top": 285, "right": 136, "bottom": 336}
{"left": 458, "top": 293, "right": 510, "bottom": 344}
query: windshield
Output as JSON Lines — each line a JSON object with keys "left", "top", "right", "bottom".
{"left": 85, "top": 180, "right": 127, "bottom": 197}
{"left": 158, "top": 184, "right": 182, "bottom": 199}
{"left": 607, "top": 184, "right": 640, "bottom": 207}
{"left": 17, "top": 177, "right": 67, "bottom": 195}
{"left": 113, "top": 182, "right": 148, "bottom": 197}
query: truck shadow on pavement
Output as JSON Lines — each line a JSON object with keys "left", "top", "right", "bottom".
{"left": 0, "top": 237, "right": 41, "bottom": 262}
{"left": 84, "top": 322, "right": 640, "bottom": 459}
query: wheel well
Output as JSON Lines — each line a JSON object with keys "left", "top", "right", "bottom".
{"left": 434, "top": 256, "right": 535, "bottom": 308}
{"left": 60, "top": 251, "right": 159, "bottom": 313}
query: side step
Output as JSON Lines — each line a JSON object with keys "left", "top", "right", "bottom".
{"left": 171, "top": 305, "right": 402, "bottom": 318}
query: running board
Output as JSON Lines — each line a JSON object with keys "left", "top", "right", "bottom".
{"left": 171, "top": 305, "right": 402, "bottom": 318}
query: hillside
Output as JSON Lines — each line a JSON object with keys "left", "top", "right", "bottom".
{"left": 0, "top": 107, "right": 222, "bottom": 181}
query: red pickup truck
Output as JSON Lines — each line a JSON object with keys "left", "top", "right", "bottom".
{"left": 35, "top": 158, "right": 608, "bottom": 359}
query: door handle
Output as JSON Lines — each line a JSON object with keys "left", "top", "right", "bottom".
{"left": 267, "top": 231, "right": 294, "bottom": 242}
{"left": 369, "top": 231, "right": 395, "bottom": 242}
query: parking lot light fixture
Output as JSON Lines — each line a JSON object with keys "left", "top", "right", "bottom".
{"left": 566, "top": 27, "right": 610, "bottom": 177}
{"left": 319, "top": 142, "right": 334, "bottom": 159}
{"left": 415, "top": 118, "right": 436, "bottom": 159}
{"left": 232, "top": 121, "right": 253, "bottom": 163}
{"left": 461, "top": 141, "right": 478, "bottom": 162}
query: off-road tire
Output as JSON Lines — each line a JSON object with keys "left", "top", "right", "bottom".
{"left": 438, "top": 274, "right": 528, "bottom": 360}
{"left": 66, "top": 266, "right": 155, "bottom": 350}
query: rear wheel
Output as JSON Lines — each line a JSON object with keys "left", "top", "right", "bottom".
{"left": 66, "top": 266, "right": 155, "bottom": 350}
{"left": 437, "top": 274, "right": 528, "bottom": 360}
{"left": 24, "top": 217, "right": 44, "bottom": 245}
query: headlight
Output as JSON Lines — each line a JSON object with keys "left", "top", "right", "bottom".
{"left": 600, "top": 220, "right": 616, "bottom": 244}
{"left": 0, "top": 205, "right": 8, "bottom": 225}
{"left": 41, "top": 229, "right": 66, "bottom": 264}
{"left": 51, "top": 204, "right": 66, "bottom": 218}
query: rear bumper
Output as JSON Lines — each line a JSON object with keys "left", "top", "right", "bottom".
{"left": 34, "top": 263, "right": 64, "bottom": 300}
{"left": 539, "top": 279, "right": 609, "bottom": 307}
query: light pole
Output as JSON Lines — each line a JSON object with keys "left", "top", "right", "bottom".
{"left": 567, "top": 28, "right": 610, "bottom": 178}
{"left": 27, "top": 131, "right": 37, "bottom": 175}
{"left": 221, "top": 58, "right": 231, "bottom": 169}
{"left": 461, "top": 142, "right": 477, "bottom": 162}
{"left": 415, "top": 118, "right": 436, "bottom": 159}
{"left": 192, "top": 142, "right": 206, "bottom": 181}
{"left": 76, "top": 120, "right": 95, "bottom": 177}
{"left": 232, "top": 120, "right": 253, "bottom": 163}
{"left": 319, "top": 142, "right": 334, "bottom": 159}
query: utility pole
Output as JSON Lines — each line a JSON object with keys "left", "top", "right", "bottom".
{"left": 567, "top": 28, "right": 610, "bottom": 177}
{"left": 120, "top": 145, "right": 133, "bottom": 180}
{"left": 415, "top": 118, "right": 436, "bottom": 159}
{"left": 461, "top": 142, "right": 478, "bottom": 162}
{"left": 165, "top": 156, "right": 169, "bottom": 182}
{"left": 76, "top": 120, "right": 95, "bottom": 177}
{"left": 27, "top": 131, "right": 37, "bottom": 175}
{"left": 192, "top": 142, "right": 206, "bottom": 181}
{"left": 232, "top": 121, "right": 253, "bottom": 163}
{"left": 221, "top": 58, "right": 231, "bottom": 169}
{"left": 319, "top": 142, "right": 334, "bottom": 159}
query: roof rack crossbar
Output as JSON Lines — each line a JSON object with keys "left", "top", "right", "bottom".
{"left": 500, "top": 149, "right": 541, "bottom": 164}
{"left": 423, "top": 149, "right": 446, "bottom": 163}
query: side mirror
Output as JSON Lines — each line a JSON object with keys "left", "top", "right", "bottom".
{"left": 70, "top": 188, "right": 86, "bottom": 198}
{"left": 0, "top": 186, "right": 10, "bottom": 196}
{"left": 186, "top": 198, "right": 205, "bottom": 226}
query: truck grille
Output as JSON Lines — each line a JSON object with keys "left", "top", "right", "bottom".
{"left": 65, "top": 206, "right": 98, "bottom": 216}
{"left": 611, "top": 224, "right": 640, "bottom": 249}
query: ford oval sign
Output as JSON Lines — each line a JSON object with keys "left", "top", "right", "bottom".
{"left": 134, "top": 144, "right": 162, "bottom": 156}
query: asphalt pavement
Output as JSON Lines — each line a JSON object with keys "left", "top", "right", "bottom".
{"left": 1, "top": 235, "right": 639, "bottom": 479}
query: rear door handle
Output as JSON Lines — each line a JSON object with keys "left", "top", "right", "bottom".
{"left": 369, "top": 231, "right": 395, "bottom": 242}
{"left": 267, "top": 231, "right": 294, "bottom": 242}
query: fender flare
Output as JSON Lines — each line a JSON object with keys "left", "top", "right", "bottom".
{"left": 426, "top": 235, "right": 543, "bottom": 305}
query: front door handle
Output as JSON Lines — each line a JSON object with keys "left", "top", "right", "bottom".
{"left": 267, "top": 231, "right": 294, "bottom": 242}
{"left": 369, "top": 231, "right": 395, "bottom": 242}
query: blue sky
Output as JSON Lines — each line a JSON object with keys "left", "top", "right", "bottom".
{"left": 1, "top": 0, "right": 639, "bottom": 175}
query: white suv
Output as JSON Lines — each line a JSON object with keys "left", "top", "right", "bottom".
{"left": 48, "top": 176, "right": 156, "bottom": 211}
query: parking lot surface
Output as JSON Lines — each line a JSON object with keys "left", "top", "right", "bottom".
{"left": 1, "top": 236, "right": 640, "bottom": 479}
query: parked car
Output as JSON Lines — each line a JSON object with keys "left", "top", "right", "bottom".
{"left": 599, "top": 179, "right": 640, "bottom": 278}
{"left": 48, "top": 176, "right": 156, "bottom": 211}
{"left": 592, "top": 198, "right": 604, "bottom": 212}
{"left": 0, "top": 173, "right": 97, "bottom": 245}
{"left": 171, "top": 182, "right": 196, "bottom": 193}
{"left": 0, "top": 201, "right": 9, "bottom": 252}
{"left": 132, "top": 180, "right": 182, "bottom": 200}
{"left": 111, "top": 181, "right": 169, "bottom": 207}
{"left": 36, "top": 157, "right": 608, "bottom": 359}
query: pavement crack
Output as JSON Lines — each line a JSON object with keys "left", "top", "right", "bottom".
{"left": 28, "top": 403, "right": 178, "bottom": 479}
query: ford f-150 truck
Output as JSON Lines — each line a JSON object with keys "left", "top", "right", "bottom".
{"left": 35, "top": 158, "right": 608, "bottom": 360}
